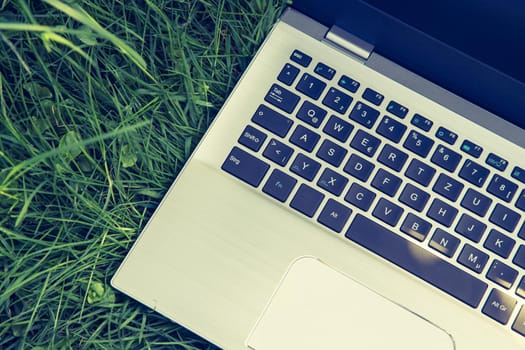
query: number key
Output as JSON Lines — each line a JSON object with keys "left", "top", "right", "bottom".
{"left": 349, "top": 101, "right": 380, "bottom": 129}
{"left": 431, "top": 145, "right": 462, "bottom": 172}
{"left": 296, "top": 73, "right": 326, "bottom": 100}
{"left": 459, "top": 160, "right": 489, "bottom": 187}
{"left": 487, "top": 175, "right": 518, "bottom": 202}
{"left": 376, "top": 116, "right": 407, "bottom": 143}
{"left": 322, "top": 87, "right": 352, "bottom": 114}
{"left": 403, "top": 130, "right": 435, "bottom": 158}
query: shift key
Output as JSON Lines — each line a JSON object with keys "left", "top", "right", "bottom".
{"left": 346, "top": 214, "right": 488, "bottom": 308}
{"left": 222, "top": 147, "right": 269, "bottom": 187}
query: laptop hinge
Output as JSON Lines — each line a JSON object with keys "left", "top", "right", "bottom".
{"left": 324, "top": 25, "right": 374, "bottom": 62}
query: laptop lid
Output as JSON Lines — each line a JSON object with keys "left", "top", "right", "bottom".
{"left": 292, "top": 0, "right": 525, "bottom": 130}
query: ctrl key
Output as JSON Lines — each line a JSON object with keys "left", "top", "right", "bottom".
{"left": 512, "top": 305, "right": 525, "bottom": 336}
{"left": 221, "top": 147, "right": 269, "bottom": 187}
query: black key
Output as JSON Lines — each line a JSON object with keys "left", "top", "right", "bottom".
{"left": 323, "top": 115, "right": 354, "bottom": 142}
{"left": 518, "top": 222, "right": 525, "bottom": 240}
{"left": 399, "top": 183, "right": 430, "bottom": 212}
{"left": 346, "top": 214, "right": 488, "bottom": 308}
{"left": 377, "top": 144, "right": 408, "bottom": 172}
{"left": 458, "top": 160, "right": 489, "bottom": 187}
{"left": 401, "top": 213, "right": 432, "bottom": 241}
{"left": 317, "top": 168, "right": 348, "bottom": 196}
{"left": 362, "top": 87, "right": 384, "bottom": 106}
{"left": 296, "top": 73, "right": 326, "bottom": 100}
{"left": 411, "top": 113, "right": 433, "bottom": 132}
{"left": 338, "top": 75, "right": 360, "bottom": 93}
{"left": 386, "top": 100, "right": 408, "bottom": 118}
{"left": 513, "top": 245, "right": 525, "bottom": 269}
{"left": 371, "top": 169, "right": 402, "bottom": 197}
{"left": 376, "top": 116, "right": 407, "bottom": 143}
{"left": 322, "top": 87, "right": 352, "bottom": 114}
{"left": 262, "top": 169, "right": 297, "bottom": 202}
{"left": 263, "top": 138, "right": 294, "bottom": 166}
{"left": 314, "top": 62, "right": 336, "bottom": 80}
{"left": 486, "top": 153, "right": 508, "bottom": 171}
{"left": 343, "top": 154, "right": 375, "bottom": 182}
{"left": 517, "top": 277, "right": 525, "bottom": 299}
{"left": 238, "top": 125, "right": 267, "bottom": 151}
{"left": 431, "top": 145, "right": 462, "bottom": 172}
{"left": 290, "top": 153, "right": 321, "bottom": 181}
{"left": 432, "top": 173, "right": 464, "bottom": 202}
{"left": 344, "top": 183, "right": 376, "bottom": 211}
{"left": 429, "top": 228, "right": 460, "bottom": 258}
{"left": 372, "top": 198, "right": 404, "bottom": 226}
{"left": 487, "top": 174, "right": 518, "bottom": 203}
{"left": 427, "top": 198, "right": 458, "bottom": 227}
{"left": 296, "top": 100, "right": 327, "bottom": 128}
{"left": 317, "top": 199, "right": 351, "bottom": 233}
{"left": 461, "top": 188, "right": 492, "bottom": 217}
{"left": 316, "top": 139, "right": 347, "bottom": 167}
{"left": 405, "top": 159, "right": 436, "bottom": 186}
{"left": 277, "top": 63, "right": 300, "bottom": 86}
{"left": 457, "top": 244, "right": 489, "bottom": 274}
{"left": 455, "top": 214, "right": 486, "bottom": 242}
{"left": 486, "top": 259, "right": 518, "bottom": 289}
{"left": 435, "top": 126, "right": 458, "bottom": 145}
{"left": 289, "top": 124, "right": 320, "bottom": 152}
{"left": 516, "top": 189, "right": 525, "bottom": 211}
{"left": 489, "top": 204, "right": 521, "bottom": 232}
{"left": 482, "top": 289, "right": 517, "bottom": 324}
{"left": 511, "top": 166, "right": 525, "bottom": 184}
{"left": 252, "top": 104, "right": 293, "bottom": 137}
{"left": 460, "top": 140, "right": 483, "bottom": 158}
{"left": 512, "top": 306, "right": 525, "bottom": 336}
{"left": 350, "top": 129, "right": 381, "bottom": 157}
{"left": 222, "top": 147, "right": 269, "bottom": 187}
{"left": 349, "top": 101, "right": 380, "bottom": 128}
{"left": 484, "top": 229, "right": 516, "bottom": 259}
{"left": 290, "top": 49, "right": 311, "bottom": 67}
{"left": 290, "top": 184, "right": 324, "bottom": 217}
{"left": 264, "top": 84, "right": 300, "bottom": 113}
{"left": 403, "top": 130, "right": 435, "bottom": 158}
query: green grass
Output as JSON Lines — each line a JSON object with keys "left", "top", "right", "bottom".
{"left": 0, "top": 0, "right": 287, "bottom": 348}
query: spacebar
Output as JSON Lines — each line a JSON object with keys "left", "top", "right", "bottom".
{"left": 345, "top": 214, "right": 488, "bottom": 308}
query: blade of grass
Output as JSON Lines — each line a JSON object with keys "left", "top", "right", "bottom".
{"left": 43, "top": 0, "right": 155, "bottom": 81}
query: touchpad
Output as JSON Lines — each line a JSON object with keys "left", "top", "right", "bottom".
{"left": 246, "top": 256, "right": 454, "bottom": 350}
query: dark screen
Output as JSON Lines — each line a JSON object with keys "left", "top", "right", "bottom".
{"left": 363, "top": 0, "right": 525, "bottom": 83}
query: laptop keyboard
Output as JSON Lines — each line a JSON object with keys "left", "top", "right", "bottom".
{"left": 221, "top": 49, "right": 525, "bottom": 336}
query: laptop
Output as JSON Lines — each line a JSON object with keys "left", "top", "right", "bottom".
{"left": 112, "top": 0, "right": 525, "bottom": 348}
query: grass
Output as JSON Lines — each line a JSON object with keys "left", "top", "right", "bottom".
{"left": 0, "top": 0, "right": 287, "bottom": 348}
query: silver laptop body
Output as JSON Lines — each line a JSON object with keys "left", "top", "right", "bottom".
{"left": 112, "top": 7, "right": 525, "bottom": 349}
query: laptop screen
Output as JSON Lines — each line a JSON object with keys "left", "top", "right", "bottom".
{"left": 293, "top": 0, "right": 525, "bottom": 130}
